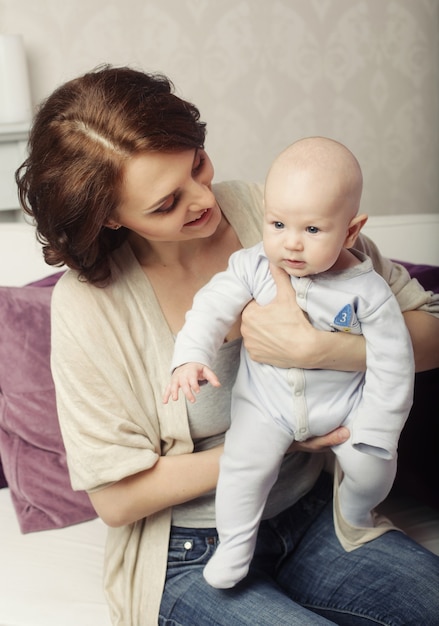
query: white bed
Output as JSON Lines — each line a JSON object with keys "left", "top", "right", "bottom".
{"left": 0, "top": 216, "right": 438, "bottom": 626}
{"left": 0, "top": 489, "right": 110, "bottom": 626}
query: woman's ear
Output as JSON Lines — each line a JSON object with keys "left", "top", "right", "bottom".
{"left": 344, "top": 214, "right": 368, "bottom": 248}
{"left": 104, "top": 221, "right": 122, "bottom": 230}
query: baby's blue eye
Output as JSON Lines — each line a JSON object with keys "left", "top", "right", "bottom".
{"left": 307, "top": 226, "right": 319, "bottom": 234}
{"left": 274, "top": 221, "right": 284, "bottom": 229}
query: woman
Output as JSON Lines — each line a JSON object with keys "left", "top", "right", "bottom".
{"left": 17, "top": 65, "right": 439, "bottom": 626}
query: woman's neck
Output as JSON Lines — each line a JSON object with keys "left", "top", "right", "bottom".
{"left": 128, "top": 214, "right": 232, "bottom": 270}
{"left": 127, "top": 214, "right": 242, "bottom": 335}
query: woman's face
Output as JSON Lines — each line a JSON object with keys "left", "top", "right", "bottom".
{"left": 114, "top": 148, "right": 222, "bottom": 243}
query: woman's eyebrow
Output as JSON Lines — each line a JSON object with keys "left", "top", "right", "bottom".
{"left": 144, "top": 149, "right": 199, "bottom": 212}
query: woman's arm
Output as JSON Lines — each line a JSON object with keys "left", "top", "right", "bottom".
{"left": 89, "top": 445, "right": 223, "bottom": 527}
{"left": 89, "top": 426, "right": 351, "bottom": 527}
{"left": 241, "top": 264, "right": 439, "bottom": 373}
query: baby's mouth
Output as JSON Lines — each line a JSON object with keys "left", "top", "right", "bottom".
{"left": 284, "top": 258, "right": 306, "bottom": 268}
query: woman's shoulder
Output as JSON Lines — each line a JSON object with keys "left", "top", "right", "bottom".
{"left": 213, "top": 180, "right": 264, "bottom": 247}
{"left": 213, "top": 180, "right": 263, "bottom": 212}
{"left": 52, "top": 266, "right": 105, "bottom": 302}
{"left": 52, "top": 242, "right": 141, "bottom": 300}
{"left": 51, "top": 271, "right": 110, "bottom": 335}
{"left": 52, "top": 268, "right": 85, "bottom": 304}
{"left": 354, "top": 233, "right": 439, "bottom": 314}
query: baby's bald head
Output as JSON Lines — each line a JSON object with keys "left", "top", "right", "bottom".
{"left": 265, "top": 137, "right": 363, "bottom": 221}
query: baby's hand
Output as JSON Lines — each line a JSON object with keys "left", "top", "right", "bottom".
{"left": 163, "top": 362, "right": 221, "bottom": 404}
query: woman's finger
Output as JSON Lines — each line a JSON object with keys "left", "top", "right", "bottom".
{"left": 269, "top": 263, "right": 296, "bottom": 303}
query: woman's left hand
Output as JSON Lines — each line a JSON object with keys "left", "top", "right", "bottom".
{"left": 241, "top": 263, "right": 367, "bottom": 372}
{"left": 241, "top": 263, "right": 318, "bottom": 369}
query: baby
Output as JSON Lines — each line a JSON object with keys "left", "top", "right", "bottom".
{"left": 164, "top": 137, "right": 414, "bottom": 589}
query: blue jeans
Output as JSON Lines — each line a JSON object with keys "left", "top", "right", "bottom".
{"left": 159, "top": 472, "right": 439, "bottom": 625}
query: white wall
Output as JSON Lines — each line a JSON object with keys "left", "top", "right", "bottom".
{"left": 1, "top": 0, "right": 438, "bottom": 216}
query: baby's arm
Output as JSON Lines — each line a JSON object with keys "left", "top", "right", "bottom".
{"left": 171, "top": 248, "right": 254, "bottom": 372}
{"left": 163, "top": 362, "right": 221, "bottom": 404}
{"left": 350, "top": 280, "right": 415, "bottom": 459}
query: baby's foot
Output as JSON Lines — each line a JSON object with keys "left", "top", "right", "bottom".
{"left": 203, "top": 548, "right": 249, "bottom": 589}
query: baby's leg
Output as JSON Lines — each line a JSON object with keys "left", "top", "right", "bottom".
{"left": 334, "top": 440, "right": 397, "bottom": 528}
{"left": 204, "top": 404, "right": 292, "bottom": 589}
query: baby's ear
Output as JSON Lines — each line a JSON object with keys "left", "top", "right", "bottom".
{"left": 344, "top": 214, "right": 368, "bottom": 248}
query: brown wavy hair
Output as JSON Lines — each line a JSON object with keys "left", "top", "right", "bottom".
{"left": 16, "top": 65, "right": 206, "bottom": 284}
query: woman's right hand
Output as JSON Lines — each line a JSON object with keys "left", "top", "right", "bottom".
{"left": 287, "top": 426, "right": 350, "bottom": 454}
{"left": 89, "top": 423, "right": 350, "bottom": 528}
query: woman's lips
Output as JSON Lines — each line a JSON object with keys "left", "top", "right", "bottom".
{"left": 184, "top": 208, "right": 210, "bottom": 227}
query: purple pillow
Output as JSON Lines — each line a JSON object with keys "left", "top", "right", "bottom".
{"left": 392, "top": 260, "right": 439, "bottom": 510}
{"left": 0, "top": 272, "right": 97, "bottom": 533}
{"left": 395, "top": 260, "right": 439, "bottom": 294}
{"left": 0, "top": 458, "right": 7, "bottom": 489}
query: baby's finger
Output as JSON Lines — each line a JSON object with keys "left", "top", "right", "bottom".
{"left": 162, "top": 384, "right": 174, "bottom": 404}
{"left": 181, "top": 379, "right": 199, "bottom": 403}
{"left": 203, "top": 369, "right": 221, "bottom": 388}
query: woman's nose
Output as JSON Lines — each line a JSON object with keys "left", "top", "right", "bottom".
{"left": 188, "top": 181, "right": 215, "bottom": 211}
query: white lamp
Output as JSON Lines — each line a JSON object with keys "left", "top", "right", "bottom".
{"left": 0, "top": 34, "right": 32, "bottom": 124}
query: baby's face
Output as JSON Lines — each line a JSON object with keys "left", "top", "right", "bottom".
{"left": 263, "top": 168, "right": 354, "bottom": 277}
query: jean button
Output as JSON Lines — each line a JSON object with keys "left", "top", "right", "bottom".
{"left": 184, "top": 541, "right": 193, "bottom": 550}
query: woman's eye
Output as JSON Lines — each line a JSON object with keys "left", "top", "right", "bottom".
{"left": 306, "top": 226, "right": 319, "bottom": 234}
{"left": 155, "top": 196, "right": 178, "bottom": 214}
{"left": 274, "top": 221, "right": 284, "bottom": 229}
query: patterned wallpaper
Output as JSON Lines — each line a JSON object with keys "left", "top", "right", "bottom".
{"left": 1, "top": 0, "right": 438, "bottom": 216}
